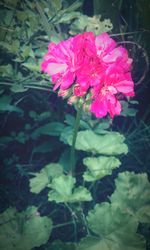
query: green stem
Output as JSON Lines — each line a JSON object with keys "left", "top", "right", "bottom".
{"left": 52, "top": 221, "right": 74, "bottom": 229}
{"left": 70, "top": 105, "right": 82, "bottom": 175}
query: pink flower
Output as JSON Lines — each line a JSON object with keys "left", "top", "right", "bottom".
{"left": 95, "top": 33, "right": 132, "bottom": 72}
{"left": 41, "top": 37, "right": 76, "bottom": 90}
{"left": 41, "top": 32, "right": 135, "bottom": 119}
{"left": 91, "top": 90, "right": 122, "bottom": 118}
{"left": 90, "top": 65, "right": 134, "bottom": 118}
{"left": 41, "top": 32, "right": 96, "bottom": 91}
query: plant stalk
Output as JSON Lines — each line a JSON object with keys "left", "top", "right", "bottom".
{"left": 70, "top": 105, "right": 82, "bottom": 175}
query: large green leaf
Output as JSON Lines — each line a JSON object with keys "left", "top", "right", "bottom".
{"left": 32, "top": 141, "right": 57, "bottom": 154}
{"left": 0, "top": 206, "right": 52, "bottom": 250}
{"left": 83, "top": 156, "right": 121, "bottom": 182}
{"left": 48, "top": 175, "right": 92, "bottom": 203}
{"left": 61, "top": 129, "right": 128, "bottom": 155}
{"left": 110, "top": 172, "right": 150, "bottom": 223}
{"left": 32, "top": 122, "right": 65, "bottom": 138}
{"left": 29, "top": 163, "right": 63, "bottom": 193}
{"left": 79, "top": 202, "right": 145, "bottom": 250}
{"left": 69, "top": 12, "right": 113, "bottom": 36}
{"left": 78, "top": 234, "right": 145, "bottom": 250}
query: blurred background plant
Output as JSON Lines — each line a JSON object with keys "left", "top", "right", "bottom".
{"left": 0, "top": 0, "right": 150, "bottom": 249}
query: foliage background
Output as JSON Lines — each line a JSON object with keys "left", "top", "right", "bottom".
{"left": 0, "top": 0, "right": 150, "bottom": 249}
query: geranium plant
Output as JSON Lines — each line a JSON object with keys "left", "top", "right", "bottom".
{"left": 41, "top": 32, "right": 134, "bottom": 175}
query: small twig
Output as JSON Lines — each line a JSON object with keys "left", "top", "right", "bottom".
{"left": 110, "top": 30, "right": 148, "bottom": 37}
{"left": 0, "top": 25, "right": 15, "bottom": 32}
{"left": 52, "top": 221, "right": 74, "bottom": 229}
{"left": 118, "top": 41, "right": 149, "bottom": 85}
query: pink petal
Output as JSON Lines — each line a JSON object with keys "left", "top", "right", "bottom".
{"left": 48, "top": 42, "right": 56, "bottom": 51}
{"left": 108, "top": 97, "right": 122, "bottom": 118}
{"left": 54, "top": 71, "right": 75, "bottom": 90}
{"left": 91, "top": 97, "right": 108, "bottom": 118}
{"left": 95, "top": 33, "right": 116, "bottom": 55}
{"left": 46, "top": 63, "right": 67, "bottom": 75}
{"left": 103, "top": 47, "right": 127, "bottom": 63}
{"left": 73, "top": 84, "right": 87, "bottom": 97}
{"left": 114, "top": 80, "right": 135, "bottom": 96}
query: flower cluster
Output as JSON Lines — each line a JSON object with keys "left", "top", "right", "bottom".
{"left": 41, "top": 32, "right": 134, "bottom": 118}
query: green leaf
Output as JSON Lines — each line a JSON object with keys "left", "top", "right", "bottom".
{"left": 110, "top": 171, "right": 150, "bottom": 223}
{"left": 83, "top": 156, "right": 121, "bottom": 182}
{"left": 79, "top": 234, "right": 145, "bottom": 250}
{"left": 60, "top": 126, "right": 73, "bottom": 144}
{"left": 93, "top": 120, "right": 110, "bottom": 134}
{"left": 69, "top": 14, "right": 113, "bottom": 35}
{"left": 38, "top": 111, "right": 51, "bottom": 121}
{"left": 61, "top": 129, "right": 128, "bottom": 155}
{"left": 32, "top": 122, "right": 65, "bottom": 138}
{"left": 120, "top": 101, "right": 138, "bottom": 117}
{"left": 10, "top": 84, "right": 28, "bottom": 93}
{"left": 15, "top": 131, "right": 29, "bottom": 144}
{"left": 0, "top": 89, "right": 4, "bottom": 95}
{"left": 11, "top": 40, "right": 20, "bottom": 54}
{"left": 48, "top": 240, "right": 76, "bottom": 250}
{"left": 56, "top": 11, "right": 81, "bottom": 24}
{"left": 0, "top": 40, "right": 20, "bottom": 54}
{"left": 86, "top": 15, "right": 113, "bottom": 35}
{"left": 2, "top": 0, "right": 18, "bottom": 8}
{"left": 1, "top": 9, "right": 14, "bottom": 25}
{"left": 59, "top": 148, "right": 72, "bottom": 173}
{"left": 0, "top": 64, "right": 14, "bottom": 77}
{"left": 22, "top": 62, "right": 40, "bottom": 72}
{"left": 80, "top": 119, "right": 91, "bottom": 130}
{"left": 29, "top": 111, "right": 51, "bottom": 121}
{"left": 32, "top": 141, "right": 55, "bottom": 154}
{"left": 51, "top": 0, "right": 62, "bottom": 12}
{"left": 68, "top": 13, "right": 88, "bottom": 34}
{"left": 0, "top": 136, "right": 13, "bottom": 145}
{"left": 65, "top": 114, "right": 75, "bottom": 126}
{"left": 59, "top": 148, "right": 80, "bottom": 173}
{"left": 29, "top": 110, "right": 37, "bottom": 119}
{"left": 87, "top": 203, "right": 131, "bottom": 236}
{"left": 48, "top": 175, "right": 92, "bottom": 203}
{"left": 79, "top": 203, "right": 145, "bottom": 250}
{"left": 0, "top": 95, "right": 23, "bottom": 113}
{"left": 20, "top": 44, "right": 32, "bottom": 59}
{"left": 0, "top": 104, "right": 23, "bottom": 113}
{"left": 29, "top": 163, "right": 63, "bottom": 193}
{"left": 0, "top": 206, "right": 52, "bottom": 250}
{"left": 0, "top": 95, "right": 11, "bottom": 104}
{"left": 16, "top": 11, "right": 28, "bottom": 22}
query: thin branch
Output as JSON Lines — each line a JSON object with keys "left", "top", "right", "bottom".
{"left": 0, "top": 81, "right": 55, "bottom": 92}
